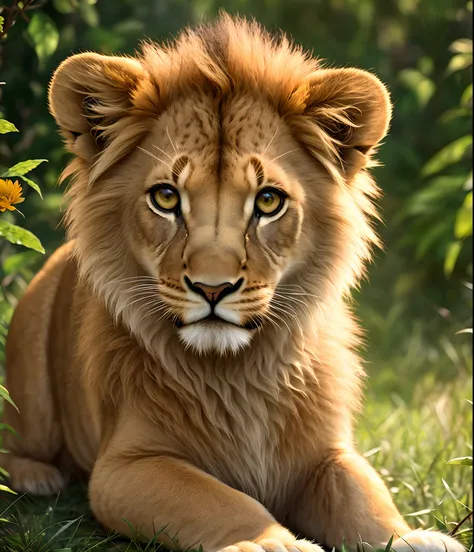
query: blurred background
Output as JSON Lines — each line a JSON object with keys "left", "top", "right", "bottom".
{"left": 0, "top": 1, "right": 472, "bottom": 549}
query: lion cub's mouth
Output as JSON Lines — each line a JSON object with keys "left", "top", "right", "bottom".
{"left": 174, "top": 314, "right": 261, "bottom": 331}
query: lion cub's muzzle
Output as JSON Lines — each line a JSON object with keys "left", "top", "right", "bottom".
{"left": 176, "top": 276, "right": 261, "bottom": 330}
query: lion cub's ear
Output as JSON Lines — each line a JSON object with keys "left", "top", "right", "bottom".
{"left": 48, "top": 53, "right": 157, "bottom": 175}
{"left": 298, "top": 68, "right": 392, "bottom": 181}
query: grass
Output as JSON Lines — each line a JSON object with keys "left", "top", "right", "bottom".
{"left": 0, "top": 316, "right": 472, "bottom": 552}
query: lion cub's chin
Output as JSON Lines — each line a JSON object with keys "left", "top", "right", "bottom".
{"left": 178, "top": 322, "right": 253, "bottom": 355}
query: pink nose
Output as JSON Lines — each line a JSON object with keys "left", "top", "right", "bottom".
{"left": 191, "top": 281, "right": 234, "bottom": 304}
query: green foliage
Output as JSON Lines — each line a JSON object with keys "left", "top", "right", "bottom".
{"left": 6, "top": 159, "right": 48, "bottom": 198}
{"left": 0, "top": 121, "right": 45, "bottom": 252}
{"left": 0, "top": 384, "right": 17, "bottom": 496}
{"left": 0, "top": 120, "right": 17, "bottom": 134}
{"left": 398, "top": 30, "right": 472, "bottom": 280}
{"left": 0, "top": 220, "right": 45, "bottom": 253}
{"left": 27, "top": 12, "right": 59, "bottom": 66}
{"left": 446, "top": 456, "right": 473, "bottom": 466}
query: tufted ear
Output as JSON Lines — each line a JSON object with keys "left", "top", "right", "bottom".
{"left": 293, "top": 68, "right": 392, "bottom": 181}
{"left": 48, "top": 53, "right": 158, "bottom": 178}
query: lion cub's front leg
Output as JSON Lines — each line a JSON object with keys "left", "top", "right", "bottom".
{"left": 90, "top": 413, "right": 323, "bottom": 552}
{"left": 288, "top": 449, "right": 465, "bottom": 552}
{"left": 90, "top": 451, "right": 323, "bottom": 552}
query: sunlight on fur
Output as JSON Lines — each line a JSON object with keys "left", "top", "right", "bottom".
{"left": 0, "top": 13, "right": 465, "bottom": 552}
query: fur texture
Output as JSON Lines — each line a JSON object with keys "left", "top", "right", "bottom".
{"left": 1, "top": 14, "right": 464, "bottom": 552}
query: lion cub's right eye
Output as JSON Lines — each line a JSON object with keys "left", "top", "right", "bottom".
{"left": 147, "top": 183, "right": 180, "bottom": 214}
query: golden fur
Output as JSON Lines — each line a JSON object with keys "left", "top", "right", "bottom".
{"left": 1, "top": 15, "right": 464, "bottom": 552}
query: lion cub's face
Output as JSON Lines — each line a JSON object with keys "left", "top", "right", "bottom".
{"left": 49, "top": 27, "right": 390, "bottom": 357}
{"left": 129, "top": 93, "right": 307, "bottom": 354}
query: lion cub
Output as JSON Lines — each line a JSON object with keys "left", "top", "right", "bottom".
{"left": 1, "top": 14, "right": 464, "bottom": 552}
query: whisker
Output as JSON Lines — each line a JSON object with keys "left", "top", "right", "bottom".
{"left": 119, "top": 284, "right": 160, "bottom": 293}
{"left": 159, "top": 292, "right": 201, "bottom": 304}
{"left": 166, "top": 126, "right": 178, "bottom": 155}
{"left": 119, "top": 292, "right": 163, "bottom": 312}
{"left": 275, "top": 289, "right": 323, "bottom": 301}
{"left": 141, "top": 304, "right": 172, "bottom": 322}
{"left": 274, "top": 292, "right": 325, "bottom": 324}
{"left": 269, "top": 300, "right": 304, "bottom": 335}
{"left": 262, "top": 126, "right": 279, "bottom": 156}
{"left": 137, "top": 146, "right": 172, "bottom": 171}
{"left": 105, "top": 276, "right": 159, "bottom": 286}
{"left": 262, "top": 312, "right": 281, "bottom": 332}
{"left": 266, "top": 310, "right": 291, "bottom": 334}
{"left": 270, "top": 302, "right": 299, "bottom": 321}
{"left": 269, "top": 149, "right": 298, "bottom": 164}
{"left": 272, "top": 293, "right": 310, "bottom": 308}
{"left": 152, "top": 143, "right": 174, "bottom": 161}
{"left": 225, "top": 298, "right": 267, "bottom": 307}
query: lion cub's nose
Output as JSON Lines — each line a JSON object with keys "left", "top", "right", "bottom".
{"left": 184, "top": 277, "right": 243, "bottom": 306}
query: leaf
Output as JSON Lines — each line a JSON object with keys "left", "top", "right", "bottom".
{"left": 461, "top": 83, "right": 472, "bottom": 107}
{"left": 456, "top": 328, "right": 473, "bottom": 334}
{"left": 79, "top": 1, "right": 99, "bottom": 27}
{"left": 404, "top": 508, "right": 436, "bottom": 517}
{"left": 446, "top": 53, "right": 473, "bottom": 75}
{"left": 439, "top": 107, "right": 471, "bottom": 124}
{"left": 44, "top": 517, "right": 82, "bottom": 546}
{"left": 0, "top": 484, "right": 16, "bottom": 495}
{"left": 454, "top": 191, "right": 472, "bottom": 239}
{"left": 464, "top": 172, "right": 473, "bottom": 190}
{"left": 53, "top": 0, "right": 76, "bottom": 13}
{"left": 383, "top": 536, "right": 394, "bottom": 552}
{"left": 0, "top": 120, "right": 18, "bottom": 134}
{"left": 444, "top": 241, "right": 462, "bottom": 276}
{"left": 441, "top": 477, "right": 471, "bottom": 509}
{"left": 445, "top": 456, "right": 473, "bottom": 466}
{"left": 0, "top": 423, "right": 18, "bottom": 437}
{"left": 450, "top": 38, "right": 473, "bottom": 54}
{"left": 415, "top": 220, "right": 452, "bottom": 260}
{"left": 27, "top": 13, "right": 59, "bottom": 64}
{"left": 0, "top": 385, "right": 18, "bottom": 412}
{"left": 405, "top": 175, "right": 467, "bottom": 215}
{"left": 363, "top": 446, "right": 381, "bottom": 458}
{"left": 0, "top": 220, "right": 45, "bottom": 254}
{"left": 0, "top": 15, "right": 4, "bottom": 35}
{"left": 398, "top": 69, "right": 435, "bottom": 108}
{"left": 6, "top": 159, "right": 47, "bottom": 177}
{"left": 16, "top": 176, "right": 43, "bottom": 198}
{"left": 422, "top": 136, "right": 472, "bottom": 177}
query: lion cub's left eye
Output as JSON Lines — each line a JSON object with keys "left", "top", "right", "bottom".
{"left": 148, "top": 184, "right": 180, "bottom": 214}
{"left": 255, "top": 188, "right": 286, "bottom": 217}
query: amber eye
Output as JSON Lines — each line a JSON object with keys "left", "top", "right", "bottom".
{"left": 255, "top": 188, "right": 286, "bottom": 217}
{"left": 149, "top": 184, "right": 180, "bottom": 213}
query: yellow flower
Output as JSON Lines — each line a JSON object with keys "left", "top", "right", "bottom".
{"left": 0, "top": 179, "right": 25, "bottom": 213}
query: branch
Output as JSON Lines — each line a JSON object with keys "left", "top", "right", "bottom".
{"left": 0, "top": 0, "right": 37, "bottom": 41}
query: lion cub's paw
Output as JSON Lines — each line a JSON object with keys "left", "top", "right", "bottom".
{"left": 392, "top": 530, "right": 465, "bottom": 552}
{"left": 7, "top": 456, "right": 66, "bottom": 496}
{"left": 218, "top": 538, "right": 324, "bottom": 552}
